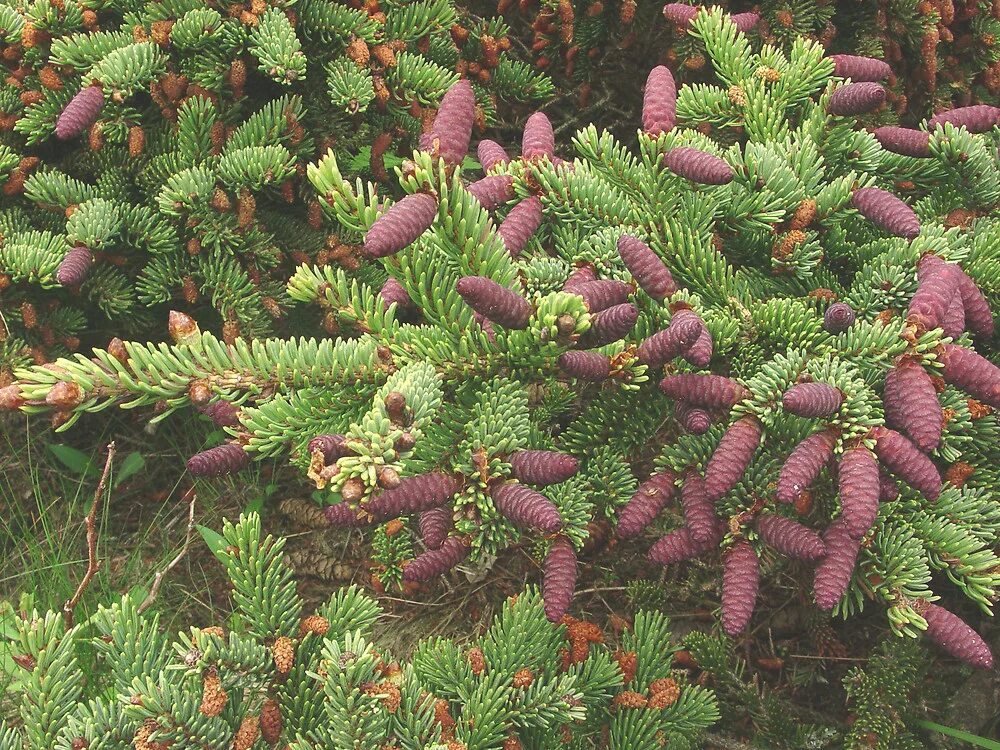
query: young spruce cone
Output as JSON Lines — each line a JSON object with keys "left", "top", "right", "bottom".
{"left": 939, "top": 343, "right": 1000, "bottom": 408}
{"left": 823, "top": 302, "right": 855, "bottom": 333}
{"left": 782, "top": 382, "right": 843, "bottom": 417}
{"left": 365, "top": 472, "right": 459, "bottom": 520}
{"left": 260, "top": 698, "right": 282, "bottom": 745}
{"left": 498, "top": 196, "right": 543, "bottom": 257}
{"left": 850, "top": 187, "right": 920, "bottom": 240}
{"left": 721, "top": 540, "right": 759, "bottom": 637}
{"left": 873, "top": 126, "right": 931, "bottom": 157}
{"left": 466, "top": 174, "right": 515, "bottom": 210}
{"left": 491, "top": 482, "right": 562, "bottom": 532}
{"left": 578, "top": 303, "right": 638, "bottom": 348}
{"left": 927, "top": 105, "right": 1000, "bottom": 134}
{"left": 509, "top": 449, "right": 579, "bottom": 485}
{"left": 883, "top": 361, "right": 942, "bottom": 452}
{"left": 323, "top": 502, "right": 368, "bottom": 526}
{"left": 364, "top": 193, "right": 438, "bottom": 258}
{"left": 423, "top": 79, "right": 474, "bottom": 165}
{"left": 187, "top": 443, "right": 250, "bottom": 477}
{"left": 662, "top": 147, "right": 734, "bottom": 185}
{"left": 456, "top": 276, "right": 532, "bottom": 329}
{"left": 681, "top": 471, "right": 717, "bottom": 544}
{"left": 56, "top": 246, "right": 93, "bottom": 286}
{"left": 662, "top": 3, "right": 698, "bottom": 26}
{"left": 309, "top": 434, "right": 351, "bottom": 463}
{"left": 679, "top": 312, "right": 713, "bottom": 367}
{"left": 755, "top": 515, "right": 825, "bottom": 560}
{"left": 942, "top": 296, "right": 965, "bottom": 339}
{"left": 921, "top": 602, "right": 993, "bottom": 669}
{"left": 617, "top": 234, "right": 677, "bottom": 300}
{"left": 198, "top": 400, "right": 240, "bottom": 427}
{"left": 955, "top": 269, "right": 994, "bottom": 338}
{"left": 675, "top": 401, "right": 712, "bottom": 434}
{"left": 642, "top": 66, "right": 677, "bottom": 135}
{"left": 704, "top": 416, "right": 761, "bottom": 501}
{"left": 563, "top": 265, "right": 597, "bottom": 291}
{"left": 616, "top": 471, "right": 677, "bottom": 539}
{"left": 730, "top": 11, "right": 758, "bottom": 31}
{"left": 571, "top": 279, "right": 631, "bottom": 313}
{"left": 403, "top": 537, "right": 470, "bottom": 581}
{"left": 871, "top": 426, "right": 942, "bottom": 501}
{"left": 814, "top": 519, "right": 861, "bottom": 611}
{"left": 829, "top": 54, "right": 891, "bottom": 81}
{"left": 909, "top": 254, "right": 960, "bottom": 330}
{"left": 558, "top": 351, "right": 611, "bottom": 381}
{"left": 419, "top": 507, "right": 452, "bottom": 549}
{"left": 543, "top": 537, "right": 577, "bottom": 622}
{"left": 637, "top": 313, "right": 703, "bottom": 368}
{"left": 776, "top": 429, "right": 839, "bottom": 503}
{"left": 827, "top": 82, "right": 885, "bottom": 116}
{"left": 838, "top": 446, "right": 880, "bottom": 539}
{"left": 648, "top": 527, "right": 712, "bottom": 565}
{"left": 478, "top": 139, "right": 510, "bottom": 171}
{"left": 380, "top": 277, "right": 412, "bottom": 311}
{"left": 55, "top": 85, "right": 104, "bottom": 140}
{"left": 879, "top": 466, "right": 900, "bottom": 501}
{"left": 521, "top": 111, "right": 555, "bottom": 160}
{"left": 659, "top": 373, "right": 748, "bottom": 410}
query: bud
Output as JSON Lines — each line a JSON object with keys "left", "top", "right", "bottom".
{"left": 168, "top": 310, "right": 200, "bottom": 344}
{"left": 45, "top": 381, "right": 83, "bottom": 409}
{"left": 0, "top": 384, "right": 25, "bottom": 410}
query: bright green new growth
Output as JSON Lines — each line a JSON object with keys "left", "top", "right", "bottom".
{"left": 6, "top": 8, "right": 1000, "bottom": 652}
{"left": 0, "top": 513, "right": 718, "bottom": 750}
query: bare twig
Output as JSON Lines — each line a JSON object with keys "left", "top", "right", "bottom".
{"left": 137, "top": 487, "right": 197, "bottom": 614}
{"left": 63, "top": 441, "right": 116, "bottom": 627}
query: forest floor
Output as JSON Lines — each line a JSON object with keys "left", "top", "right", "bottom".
{"left": 1, "top": 412, "right": 996, "bottom": 746}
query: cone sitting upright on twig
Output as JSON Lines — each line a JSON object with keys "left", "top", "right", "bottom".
{"left": 838, "top": 446, "right": 880, "bottom": 539}
{"left": 874, "top": 126, "right": 931, "bottom": 157}
{"left": 827, "top": 82, "right": 886, "bottom": 116}
{"left": 419, "top": 507, "right": 452, "bottom": 549}
{"left": 782, "top": 382, "right": 843, "bottom": 417}
{"left": 851, "top": 187, "right": 920, "bottom": 240}
{"left": 659, "top": 374, "right": 748, "bottom": 410}
{"left": 55, "top": 84, "right": 104, "bottom": 140}
{"left": 578, "top": 303, "right": 638, "bottom": 348}
{"left": 675, "top": 401, "right": 712, "bottom": 434}
{"left": 522, "top": 111, "right": 554, "bottom": 160}
{"left": 364, "top": 193, "right": 438, "bottom": 258}
{"left": 871, "top": 427, "right": 942, "bottom": 501}
{"left": 187, "top": 443, "right": 250, "bottom": 477}
{"left": 509, "top": 450, "right": 579, "bottom": 485}
{"left": 681, "top": 471, "right": 717, "bottom": 543}
{"left": 704, "top": 416, "right": 762, "bottom": 501}
{"left": 662, "top": 147, "right": 734, "bottom": 185}
{"left": 558, "top": 351, "right": 611, "bottom": 381}
{"left": 721, "top": 540, "right": 759, "bottom": 636}
{"left": 638, "top": 313, "right": 704, "bottom": 368}
{"left": 755, "top": 515, "right": 825, "bottom": 560}
{"left": 829, "top": 54, "right": 891, "bottom": 81}
{"left": 403, "top": 537, "right": 470, "bottom": 581}
{"left": 543, "top": 537, "right": 577, "bottom": 622}
{"left": 617, "top": 234, "right": 677, "bottom": 300}
{"left": 498, "top": 196, "right": 543, "bottom": 257}
{"left": 422, "top": 79, "right": 474, "bottom": 166}
{"left": 938, "top": 343, "right": 1000, "bottom": 407}
{"left": 823, "top": 302, "right": 856, "bottom": 333}
{"left": 883, "top": 360, "right": 942, "bottom": 452}
{"left": 776, "top": 428, "right": 838, "bottom": 503}
{"left": 491, "top": 482, "right": 562, "bottom": 532}
{"left": 56, "top": 246, "right": 93, "bottom": 286}
{"left": 642, "top": 66, "right": 677, "bottom": 136}
{"left": 814, "top": 519, "right": 861, "bottom": 611}
{"left": 920, "top": 602, "right": 993, "bottom": 669}
{"left": 617, "top": 471, "right": 676, "bottom": 539}
{"left": 927, "top": 105, "right": 1000, "bottom": 133}
{"left": 456, "top": 276, "right": 533, "bottom": 329}
{"left": 478, "top": 139, "right": 510, "bottom": 171}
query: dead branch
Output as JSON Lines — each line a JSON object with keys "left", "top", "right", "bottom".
{"left": 137, "top": 487, "right": 197, "bottom": 614}
{"left": 63, "top": 441, "right": 116, "bottom": 627}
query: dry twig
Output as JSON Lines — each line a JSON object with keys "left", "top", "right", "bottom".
{"left": 63, "top": 441, "right": 116, "bottom": 627}
{"left": 138, "top": 487, "right": 198, "bottom": 614}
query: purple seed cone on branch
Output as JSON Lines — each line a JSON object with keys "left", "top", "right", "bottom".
{"left": 419, "top": 507, "right": 452, "bottom": 549}
{"left": 730, "top": 11, "right": 759, "bottom": 32}
{"left": 498, "top": 196, "right": 543, "bottom": 257}
{"left": 324, "top": 502, "right": 369, "bottom": 527}
{"left": 662, "top": 147, "right": 734, "bottom": 185}
{"left": 776, "top": 428, "right": 839, "bottom": 504}
{"left": 616, "top": 471, "right": 677, "bottom": 539}
{"left": 187, "top": 443, "right": 250, "bottom": 477}
{"left": 955, "top": 270, "right": 994, "bottom": 338}
{"left": 424, "top": 79, "right": 474, "bottom": 165}
{"left": 466, "top": 174, "right": 515, "bottom": 210}
{"left": 838, "top": 446, "right": 881, "bottom": 539}
{"left": 509, "top": 450, "right": 579, "bottom": 485}
{"left": 829, "top": 54, "right": 892, "bottom": 81}
{"left": 571, "top": 279, "right": 631, "bottom": 312}
{"left": 578, "top": 303, "right": 638, "bottom": 348}
{"left": 456, "top": 276, "right": 532, "bottom": 329}
{"left": 543, "top": 537, "right": 577, "bottom": 622}
{"left": 782, "top": 382, "right": 843, "bottom": 417}
{"left": 198, "top": 400, "right": 240, "bottom": 428}
{"left": 823, "top": 302, "right": 855, "bottom": 333}
{"left": 365, "top": 472, "right": 459, "bottom": 520}
{"left": 814, "top": 519, "right": 861, "bottom": 611}
{"left": 55, "top": 85, "right": 104, "bottom": 140}
{"left": 403, "top": 537, "right": 470, "bottom": 582}
{"left": 879, "top": 467, "right": 900, "bottom": 501}
{"left": 942, "top": 296, "right": 966, "bottom": 339}
{"left": 927, "top": 105, "right": 1000, "bottom": 134}
{"left": 56, "top": 246, "right": 93, "bottom": 286}
{"left": 309, "top": 434, "right": 351, "bottom": 462}
{"left": 617, "top": 234, "right": 677, "bottom": 300}
{"left": 755, "top": 515, "right": 825, "bottom": 560}
{"left": 637, "top": 313, "right": 704, "bottom": 368}
{"left": 659, "top": 373, "right": 749, "bottom": 410}
{"left": 522, "top": 111, "right": 555, "bottom": 160}
{"left": 679, "top": 311, "right": 713, "bottom": 367}
{"left": 662, "top": 2, "right": 699, "bottom": 27}
{"left": 558, "top": 351, "right": 611, "bottom": 381}
{"left": 883, "top": 361, "right": 942, "bottom": 452}
{"left": 939, "top": 343, "right": 1000, "bottom": 408}
{"left": 704, "top": 415, "right": 762, "bottom": 501}
{"left": 675, "top": 401, "right": 712, "bottom": 434}
{"left": 851, "top": 187, "right": 920, "bottom": 240}
{"left": 871, "top": 427, "right": 942, "bottom": 501}
{"left": 648, "top": 527, "right": 713, "bottom": 565}
{"left": 364, "top": 193, "right": 438, "bottom": 258}
{"left": 721, "top": 540, "right": 759, "bottom": 637}
{"left": 478, "top": 139, "right": 510, "bottom": 171}
{"left": 380, "top": 277, "right": 412, "bottom": 311}
{"left": 681, "top": 471, "right": 717, "bottom": 543}
{"left": 827, "top": 82, "right": 886, "bottom": 116}
{"left": 642, "top": 66, "right": 677, "bottom": 136}
{"left": 563, "top": 265, "right": 597, "bottom": 291}
{"left": 921, "top": 602, "right": 994, "bottom": 669}
{"left": 491, "top": 482, "right": 563, "bottom": 532}
{"left": 909, "top": 254, "right": 960, "bottom": 330}
{"left": 874, "top": 126, "right": 931, "bottom": 157}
